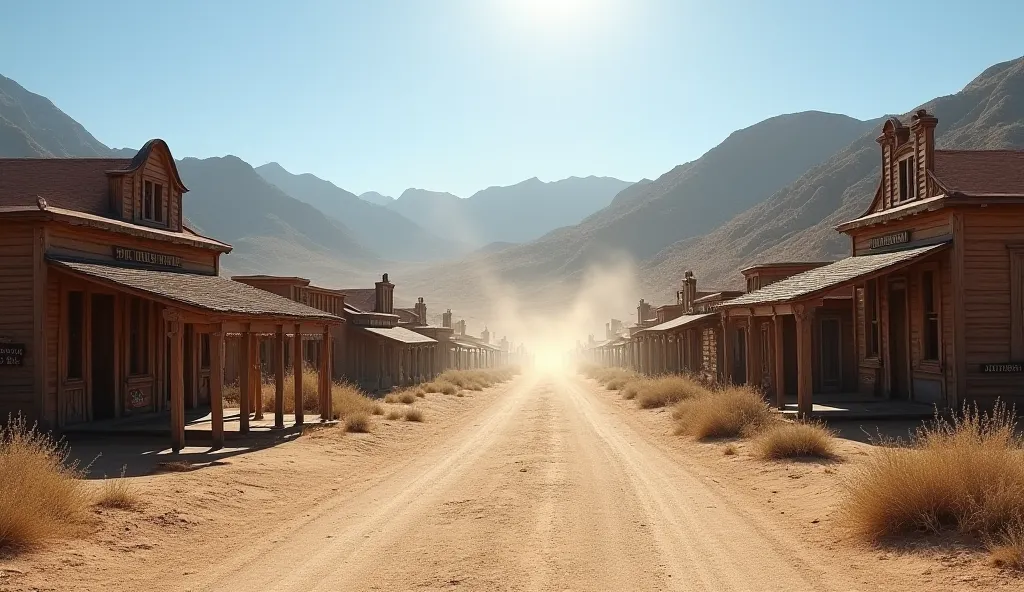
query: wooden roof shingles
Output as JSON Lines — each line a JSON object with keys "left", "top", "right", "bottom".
{"left": 934, "top": 150, "right": 1024, "bottom": 196}
{"left": 723, "top": 244, "right": 949, "bottom": 308}
{"left": 49, "top": 258, "right": 340, "bottom": 322}
{"left": 339, "top": 289, "right": 377, "bottom": 313}
{"left": 0, "top": 157, "right": 131, "bottom": 213}
{"left": 363, "top": 326, "right": 437, "bottom": 344}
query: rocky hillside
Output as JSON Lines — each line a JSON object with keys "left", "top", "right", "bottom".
{"left": 641, "top": 55, "right": 1024, "bottom": 299}
{"left": 0, "top": 75, "right": 111, "bottom": 157}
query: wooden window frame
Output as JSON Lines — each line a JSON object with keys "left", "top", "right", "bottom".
{"left": 140, "top": 180, "right": 167, "bottom": 226}
{"left": 919, "top": 264, "right": 941, "bottom": 366}
{"left": 896, "top": 155, "right": 917, "bottom": 204}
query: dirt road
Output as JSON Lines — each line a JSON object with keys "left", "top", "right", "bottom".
{"left": 152, "top": 373, "right": 889, "bottom": 592}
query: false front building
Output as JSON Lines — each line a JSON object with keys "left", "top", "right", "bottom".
{"left": 720, "top": 110, "right": 1024, "bottom": 415}
{"left": 0, "top": 140, "right": 341, "bottom": 450}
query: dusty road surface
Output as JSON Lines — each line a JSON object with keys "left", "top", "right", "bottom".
{"left": 9, "top": 372, "right": 1008, "bottom": 592}
{"left": 154, "top": 373, "right": 907, "bottom": 592}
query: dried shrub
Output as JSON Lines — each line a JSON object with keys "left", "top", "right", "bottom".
{"left": 0, "top": 416, "right": 90, "bottom": 551}
{"left": 331, "top": 382, "right": 382, "bottom": 420}
{"left": 423, "top": 380, "right": 458, "bottom": 395}
{"left": 385, "top": 409, "right": 403, "bottom": 421}
{"left": 260, "top": 366, "right": 321, "bottom": 413}
{"left": 673, "top": 386, "right": 774, "bottom": 440}
{"left": 437, "top": 368, "right": 516, "bottom": 391}
{"left": 635, "top": 375, "right": 704, "bottom": 409}
{"left": 723, "top": 443, "right": 738, "bottom": 456}
{"left": 754, "top": 421, "right": 836, "bottom": 460}
{"left": 344, "top": 413, "right": 371, "bottom": 433}
{"left": 990, "top": 520, "right": 1024, "bottom": 570}
{"left": 404, "top": 408, "right": 424, "bottom": 422}
{"left": 844, "top": 403, "right": 1024, "bottom": 547}
{"left": 95, "top": 467, "right": 141, "bottom": 510}
{"left": 154, "top": 460, "right": 196, "bottom": 473}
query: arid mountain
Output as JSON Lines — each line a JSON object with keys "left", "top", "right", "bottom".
{"left": 358, "top": 191, "right": 394, "bottom": 206}
{"left": 403, "top": 111, "right": 875, "bottom": 313}
{"left": 0, "top": 74, "right": 111, "bottom": 157}
{"left": 178, "top": 156, "right": 377, "bottom": 280}
{"left": 640, "top": 55, "right": 1024, "bottom": 300}
{"left": 386, "top": 176, "right": 632, "bottom": 247}
{"left": 255, "top": 162, "right": 462, "bottom": 261}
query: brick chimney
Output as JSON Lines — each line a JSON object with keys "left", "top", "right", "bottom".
{"left": 442, "top": 309, "right": 453, "bottom": 328}
{"left": 681, "top": 270, "right": 697, "bottom": 314}
{"left": 374, "top": 273, "right": 394, "bottom": 314}
{"left": 414, "top": 297, "right": 427, "bottom": 325}
{"left": 637, "top": 299, "right": 652, "bottom": 325}
{"left": 456, "top": 319, "right": 466, "bottom": 336}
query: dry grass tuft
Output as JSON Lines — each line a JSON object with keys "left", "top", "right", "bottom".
{"left": 754, "top": 421, "right": 837, "bottom": 460}
{"left": 581, "top": 365, "right": 640, "bottom": 391}
{"left": 423, "top": 380, "right": 459, "bottom": 395}
{"left": 843, "top": 402, "right": 1024, "bottom": 548}
{"left": 635, "top": 375, "right": 704, "bottom": 409}
{"left": 344, "top": 413, "right": 371, "bottom": 433}
{"left": 331, "top": 382, "right": 383, "bottom": 420}
{"left": 437, "top": 368, "right": 517, "bottom": 392}
{"left": 620, "top": 379, "right": 647, "bottom": 400}
{"left": 672, "top": 385, "right": 774, "bottom": 440}
{"left": 385, "top": 409, "right": 403, "bottom": 421}
{"left": 257, "top": 366, "right": 320, "bottom": 413}
{"left": 0, "top": 416, "right": 90, "bottom": 551}
{"left": 404, "top": 408, "right": 424, "bottom": 422}
{"left": 95, "top": 467, "right": 141, "bottom": 510}
{"left": 990, "top": 521, "right": 1024, "bottom": 570}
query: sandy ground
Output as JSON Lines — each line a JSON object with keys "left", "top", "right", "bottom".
{"left": 3, "top": 372, "right": 1023, "bottom": 591}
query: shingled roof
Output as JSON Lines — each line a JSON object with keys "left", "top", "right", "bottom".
{"left": 339, "top": 289, "right": 377, "bottom": 313}
{"left": 934, "top": 150, "right": 1024, "bottom": 196}
{"left": 0, "top": 158, "right": 131, "bottom": 213}
{"left": 723, "top": 243, "right": 949, "bottom": 308}
{"left": 49, "top": 258, "right": 340, "bottom": 321}
{"left": 634, "top": 313, "right": 715, "bottom": 333}
{"left": 363, "top": 326, "right": 437, "bottom": 344}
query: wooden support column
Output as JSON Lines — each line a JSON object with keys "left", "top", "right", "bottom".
{"left": 721, "top": 318, "right": 733, "bottom": 385}
{"left": 252, "top": 335, "right": 264, "bottom": 420}
{"left": 773, "top": 314, "right": 786, "bottom": 410}
{"left": 293, "top": 324, "right": 304, "bottom": 426}
{"left": 745, "top": 316, "right": 758, "bottom": 388}
{"left": 274, "top": 325, "right": 285, "bottom": 429}
{"left": 320, "top": 326, "right": 332, "bottom": 421}
{"left": 239, "top": 329, "right": 251, "bottom": 434}
{"left": 210, "top": 328, "right": 225, "bottom": 449}
{"left": 794, "top": 305, "right": 814, "bottom": 419}
{"left": 166, "top": 310, "right": 185, "bottom": 453}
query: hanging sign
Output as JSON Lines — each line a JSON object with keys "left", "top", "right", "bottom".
{"left": 869, "top": 230, "right": 911, "bottom": 250}
{"left": 0, "top": 344, "right": 25, "bottom": 366}
{"left": 113, "top": 247, "right": 182, "bottom": 268}
{"left": 980, "top": 363, "right": 1024, "bottom": 373}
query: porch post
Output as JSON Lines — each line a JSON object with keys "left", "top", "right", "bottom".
{"left": 210, "top": 328, "right": 225, "bottom": 449}
{"left": 773, "top": 314, "right": 786, "bottom": 410}
{"left": 239, "top": 329, "right": 250, "bottom": 434}
{"left": 252, "top": 335, "right": 264, "bottom": 420}
{"left": 274, "top": 325, "right": 285, "bottom": 429}
{"left": 320, "top": 326, "right": 331, "bottom": 421}
{"left": 794, "top": 305, "right": 814, "bottom": 419}
{"left": 746, "top": 315, "right": 757, "bottom": 388}
{"left": 721, "top": 317, "right": 733, "bottom": 385}
{"left": 166, "top": 310, "right": 185, "bottom": 453}
{"left": 293, "top": 324, "right": 303, "bottom": 426}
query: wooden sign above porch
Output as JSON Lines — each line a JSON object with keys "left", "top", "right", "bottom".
{"left": 869, "top": 230, "right": 911, "bottom": 250}
{"left": 981, "top": 363, "right": 1023, "bottom": 373}
{"left": 113, "top": 246, "right": 182, "bottom": 268}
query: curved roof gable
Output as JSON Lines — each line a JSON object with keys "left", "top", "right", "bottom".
{"left": 109, "top": 139, "right": 188, "bottom": 193}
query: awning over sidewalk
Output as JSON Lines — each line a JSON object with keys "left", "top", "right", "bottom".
{"left": 363, "top": 325, "right": 438, "bottom": 344}
{"left": 634, "top": 313, "right": 716, "bottom": 334}
{"left": 48, "top": 257, "right": 340, "bottom": 322}
{"left": 723, "top": 243, "right": 950, "bottom": 308}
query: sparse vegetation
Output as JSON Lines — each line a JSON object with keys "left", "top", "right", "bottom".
{"left": 344, "top": 413, "right": 371, "bottom": 433}
{"left": 95, "top": 467, "right": 141, "bottom": 510}
{"left": 620, "top": 379, "right": 646, "bottom": 400}
{"left": 404, "top": 408, "right": 424, "bottom": 422}
{"left": 423, "top": 380, "right": 459, "bottom": 395}
{"left": 635, "top": 375, "right": 704, "bottom": 409}
{"left": 579, "top": 365, "right": 639, "bottom": 391}
{"left": 155, "top": 460, "right": 195, "bottom": 473}
{"left": 843, "top": 402, "right": 1024, "bottom": 559}
{"left": 330, "top": 382, "right": 383, "bottom": 421}
{"left": 672, "top": 385, "right": 773, "bottom": 440}
{"left": 0, "top": 416, "right": 90, "bottom": 551}
{"left": 386, "top": 409, "right": 404, "bottom": 421}
{"left": 754, "top": 421, "right": 836, "bottom": 460}
{"left": 723, "top": 443, "right": 738, "bottom": 456}
{"left": 437, "top": 368, "right": 518, "bottom": 392}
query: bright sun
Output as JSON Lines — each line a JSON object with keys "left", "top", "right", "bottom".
{"left": 517, "top": 0, "right": 588, "bottom": 27}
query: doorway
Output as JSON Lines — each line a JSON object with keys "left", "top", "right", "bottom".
{"left": 90, "top": 294, "right": 116, "bottom": 420}
{"left": 888, "top": 280, "right": 910, "bottom": 399}
{"left": 733, "top": 327, "right": 747, "bottom": 385}
{"left": 819, "top": 317, "right": 843, "bottom": 392}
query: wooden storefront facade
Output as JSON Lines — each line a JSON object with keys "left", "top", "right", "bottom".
{"left": 0, "top": 140, "right": 341, "bottom": 450}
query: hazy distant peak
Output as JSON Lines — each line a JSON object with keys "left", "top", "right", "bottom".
{"left": 359, "top": 191, "right": 394, "bottom": 206}
{"left": 257, "top": 161, "right": 289, "bottom": 173}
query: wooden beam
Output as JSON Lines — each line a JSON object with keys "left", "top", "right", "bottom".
{"left": 274, "top": 325, "right": 285, "bottom": 429}
{"left": 167, "top": 310, "right": 185, "bottom": 453}
{"left": 773, "top": 314, "right": 786, "bottom": 410}
{"left": 745, "top": 316, "right": 757, "bottom": 388}
{"left": 293, "top": 324, "right": 303, "bottom": 426}
{"left": 794, "top": 305, "right": 814, "bottom": 419}
{"left": 210, "top": 328, "right": 225, "bottom": 449}
{"left": 239, "top": 329, "right": 250, "bottom": 434}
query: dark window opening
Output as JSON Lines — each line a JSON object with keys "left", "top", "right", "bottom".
{"left": 154, "top": 183, "right": 164, "bottom": 223}
{"left": 200, "top": 334, "right": 211, "bottom": 370}
{"left": 141, "top": 181, "right": 165, "bottom": 224}
{"left": 897, "top": 156, "right": 917, "bottom": 202}
{"left": 67, "top": 291, "right": 84, "bottom": 380}
{"left": 923, "top": 270, "right": 940, "bottom": 361}
{"left": 129, "top": 297, "right": 150, "bottom": 375}
{"left": 866, "top": 279, "right": 879, "bottom": 358}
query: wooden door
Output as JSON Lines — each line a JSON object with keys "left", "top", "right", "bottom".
{"left": 90, "top": 294, "right": 116, "bottom": 420}
{"left": 819, "top": 317, "right": 842, "bottom": 393}
{"left": 888, "top": 280, "right": 911, "bottom": 399}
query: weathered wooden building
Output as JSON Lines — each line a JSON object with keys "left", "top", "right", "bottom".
{"left": 0, "top": 140, "right": 341, "bottom": 450}
{"left": 720, "top": 110, "right": 1024, "bottom": 415}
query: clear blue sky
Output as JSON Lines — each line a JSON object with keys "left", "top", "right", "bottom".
{"left": 1, "top": 0, "right": 1021, "bottom": 197}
